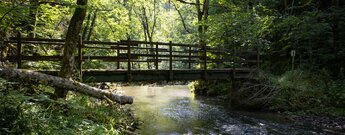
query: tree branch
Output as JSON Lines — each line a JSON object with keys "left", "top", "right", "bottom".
{"left": 0, "top": 0, "right": 25, "bottom": 22}
{"left": 38, "top": 1, "right": 70, "bottom": 6}
{"left": 172, "top": 2, "right": 190, "bottom": 33}
{"left": 175, "top": 0, "right": 226, "bottom": 8}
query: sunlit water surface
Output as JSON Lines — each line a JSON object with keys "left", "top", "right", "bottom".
{"left": 121, "top": 85, "right": 337, "bottom": 135}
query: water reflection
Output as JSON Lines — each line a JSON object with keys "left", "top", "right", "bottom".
{"left": 122, "top": 85, "right": 332, "bottom": 135}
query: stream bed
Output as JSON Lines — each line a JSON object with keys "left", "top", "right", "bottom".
{"left": 121, "top": 85, "right": 341, "bottom": 135}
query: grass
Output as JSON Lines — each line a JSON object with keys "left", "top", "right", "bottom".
{"left": 0, "top": 78, "right": 138, "bottom": 135}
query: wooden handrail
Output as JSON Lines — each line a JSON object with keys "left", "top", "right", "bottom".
{"left": 6, "top": 37, "right": 261, "bottom": 74}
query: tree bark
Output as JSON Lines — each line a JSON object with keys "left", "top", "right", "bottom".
{"left": 0, "top": 67, "right": 133, "bottom": 104}
{"left": 55, "top": 0, "right": 88, "bottom": 98}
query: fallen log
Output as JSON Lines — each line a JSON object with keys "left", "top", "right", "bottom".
{"left": 0, "top": 67, "right": 133, "bottom": 104}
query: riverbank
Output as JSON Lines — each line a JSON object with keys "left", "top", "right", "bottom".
{"left": 188, "top": 69, "right": 345, "bottom": 132}
{"left": 194, "top": 94, "right": 345, "bottom": 133}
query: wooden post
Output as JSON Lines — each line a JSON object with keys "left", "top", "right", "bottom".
{"left": 117, "top": 44, "right": 120, "bottom": 69}
{"left": 16, "top": 32, "right": 22, "bottom": 69}
{"left": 155, "top": 43, "right": 158, "bottom": 70}
{"left": 127, "top": 38, "right": 132, "bottom": 82}
{"left": 203, "top": 43, "right": 207, "bottom": 80}
{"left": 78, "top": 35, "right": 83, "bottom": 81}
{"left": 169, "top": 41, "right": 173, "bottom": 80}
{"left": 188, "top": 46, "right": 192, "bottom": 69}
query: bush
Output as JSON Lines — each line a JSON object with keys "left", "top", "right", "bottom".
{"left": 189, "top": 80, "right": 231, "bottom": 97}
{"left": 230, "top": 69, "right": 345, "bottom": 116}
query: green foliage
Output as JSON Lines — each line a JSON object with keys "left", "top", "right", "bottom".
{"left": 266, "top": 70, "right": 345, "bottom": 116}
{"left": 36, "top": 4, "right": 71, "bottom": 38}
{"left": 0, "top": 79, "right": 137, "bottom": 134}
{"left": 189, "top": 80, "right": 231, "bottom": 97}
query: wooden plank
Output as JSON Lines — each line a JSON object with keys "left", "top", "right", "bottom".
{"left": 14, "top": 56, "right": 139, "bottom": 61}
{"left": 5, "top": 41, "right": 64, "bottom": 45}
{"left": 84, "top": 56, "right": 139, "bottom": 60}
{"left": 38, "top": 68, "right": 254, "bottom": 82}
{"left": 21, "top": 56, "right": 61, "bottom": 61}
{"left": 84, "top": 40, "right": 138, "bottom": 46}
{"left": 104, "top": 60, "right": 161, "bottom": 62}
{"left": 10, "top": 37, "right": 65, "bottom": 42}
{"left": 118, "top": 53, "right": 202, "bottom": 58}
{"left": 147, "top": 59, "right": 195, "bottom": 62}
{"left": 119, "top": 40, "right": 198, "bottom": 47}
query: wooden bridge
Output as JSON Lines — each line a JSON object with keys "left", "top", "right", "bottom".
{"left": 4, "top": 33, "right": 261, "bottom": 82}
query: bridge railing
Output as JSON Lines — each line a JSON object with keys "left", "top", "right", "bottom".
{"left": 4, "top": 33, "right": 261, "bottom": 80}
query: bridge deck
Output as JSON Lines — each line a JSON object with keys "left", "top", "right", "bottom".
{"left": 40, "top": 68, "right": 253, "bottom": 82}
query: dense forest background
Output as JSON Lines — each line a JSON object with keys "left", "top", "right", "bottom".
{"left": 1, "top": 0, "right": 344, "bottom": 75}
{"left": 1, "top": 0, "right": 345, "bottom": 134}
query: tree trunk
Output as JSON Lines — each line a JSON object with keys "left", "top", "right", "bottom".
{"left": 55, "top": 0, "right": 88, "bottom": 98}
{"left": 0, "top": 67, "right": 133, "bottom": 104}
{"left": 196, "top": 0, "right": 203, "bottom": 47}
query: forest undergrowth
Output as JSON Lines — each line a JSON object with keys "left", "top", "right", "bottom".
{"left": 0, "top": 78, "right": 138, "bottom": 134}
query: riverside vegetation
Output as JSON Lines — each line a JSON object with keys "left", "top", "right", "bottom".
{"left": 0, "top": 78, "right": 138, "bottom": 134}
{"left": 189, "top": 69, "right": 345, "bottom": 130}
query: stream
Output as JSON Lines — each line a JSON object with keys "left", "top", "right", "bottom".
{"left": 121, "top": 85, "right": 339, "bottom": 135}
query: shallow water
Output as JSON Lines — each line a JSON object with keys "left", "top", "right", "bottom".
{"left": 121, "top": 85, "right": 338, "bottom": 135}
